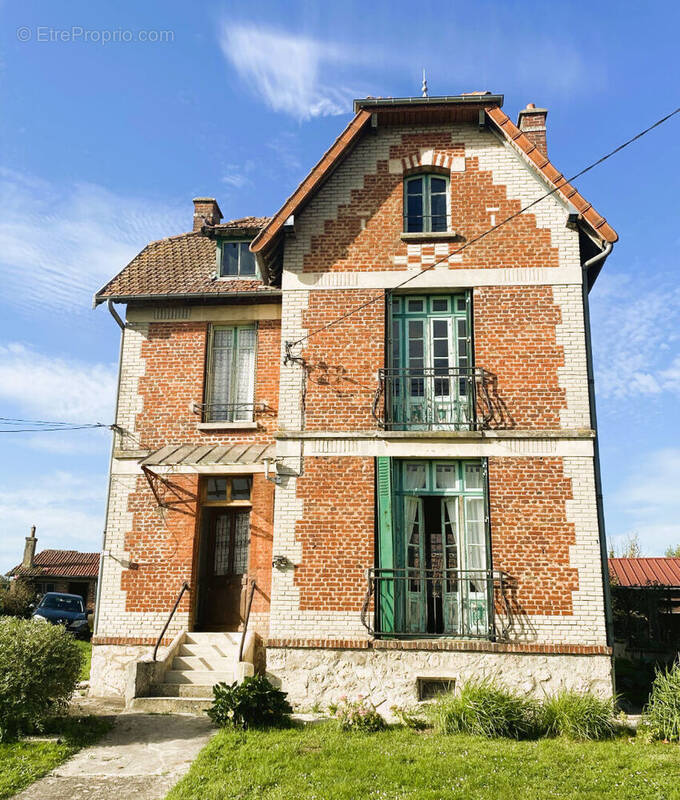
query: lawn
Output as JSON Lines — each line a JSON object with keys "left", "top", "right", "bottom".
{"left": 0, "top": 716, "right": 109, "bottom": 799}
{"left": 166, "top": 722, "right": 680, "bottom": 800}
{"left": 75, "top": 639, "right": 92, "bottom": 681}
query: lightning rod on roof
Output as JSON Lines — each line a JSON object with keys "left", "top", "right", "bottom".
{"left": 422, "top": 68, "right": 428, "bottom": 98}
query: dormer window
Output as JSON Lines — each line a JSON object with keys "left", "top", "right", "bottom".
{"left": 218, "top": 240, "right": 258, "bottom": 278}
{"left": 404, "top": 174, "right": 449, "bottom": 233}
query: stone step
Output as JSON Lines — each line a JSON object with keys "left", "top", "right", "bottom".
{"left": 184, "top": 631, "right": 242, "bottom": 646}
{"left": 152, "top": 683, "right": 221, "bottom": 698}
{"left": 178, "top": 642, "right": 239, "bottom": 658}
{"left": 128, "top": 696, "right": 212, "bottom": 714}
{"left": 172, "top": 655, "right": 234, "bottom": 671}
{"left": 164, "top": 670, "right": 234, "bottom": 685}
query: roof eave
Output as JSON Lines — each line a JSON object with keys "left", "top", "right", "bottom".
{"left": 353, "top": 94, "right": 504, "bottom": 112}
{"left": 93, "top": 289, "right": 282, "bottom": 307}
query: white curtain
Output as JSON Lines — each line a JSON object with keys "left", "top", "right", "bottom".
{"left": 464, "top": 497, "right": 486, "bottom": 571}
{"left": 443, "top": 498, "right": 459, "bottom": 571}
{"left": 404, "top": 497, "right": 419, "bottom": 546}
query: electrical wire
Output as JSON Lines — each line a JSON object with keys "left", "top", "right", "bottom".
{"left": 287, "top": 104, "right": 680, "bottom": 351}
{"left": 0, "top": 416, "right": 109, "bottom": 433}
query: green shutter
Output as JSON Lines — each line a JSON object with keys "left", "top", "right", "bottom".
{"left": 376, "top": 457, "right": 395, "bottom": 633}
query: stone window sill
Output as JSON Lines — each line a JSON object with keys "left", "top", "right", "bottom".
{"left": 401, "top": 231, "right": 461, "bottom": 243}
{"left": 197, "top": 421, "right": 258, "bottom": 431}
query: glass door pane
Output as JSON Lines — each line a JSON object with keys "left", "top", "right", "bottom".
{"left": 462, "top": 496, "right": 488, "bottom": 636}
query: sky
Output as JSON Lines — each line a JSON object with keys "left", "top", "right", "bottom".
{"left": 0, "top": 0, "right": 678, "bottom": 572}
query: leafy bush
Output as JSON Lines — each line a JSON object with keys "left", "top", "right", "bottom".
{"left": 207, "top": 675, "right": 292, "bottom": 729}
{"left": 642, "top": 660, "right": 680, "bottom": 742}
{"left": 0, "top": 616, "right": 83, "bottom": 741}
{"left": 539, "top": 690, "right": 615, "bottom": 740}
{"left": 428, "top": 680, "right": 538, "bottom": 739}
{"left": 334, "top": 696, "right": 386, "bottom": 732}
{"left": 0, "top": 579, "right": 37, "bottom": 618}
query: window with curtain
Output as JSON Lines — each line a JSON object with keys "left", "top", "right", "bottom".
{"left": 205, "top": 325, "right": 256, "bottom": 422}
{"left": 403, "top": 174, "right": 450, "bottom": 232}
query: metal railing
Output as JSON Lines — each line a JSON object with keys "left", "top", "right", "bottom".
{"left": 194, "top": 402, "right": 259, "bottom": 424}
{"left": 372, "top": 367, "right": 493, "bottom": 430}
{"left": 237, "top": 576, "right": 256, "bottom": 664}
{"left": 153, "top": 581, "right": 190, "bottom": 662}
{"left": 361, "top": 567, "right": 506, "bottom": 639}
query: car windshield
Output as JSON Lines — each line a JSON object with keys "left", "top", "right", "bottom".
{"left": 40, "top": 595, "right": 83, "bottom": 613}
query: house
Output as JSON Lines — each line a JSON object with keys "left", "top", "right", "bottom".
{"left": 90, "top": 92, "right": 617, "bottom": 707}
{"left": 609, "top": 557, "right": 680, "bottom": 659}
{"left": 7, "top": 526, "right": 99, "bottom": 609}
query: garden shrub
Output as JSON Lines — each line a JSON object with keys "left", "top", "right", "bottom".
{"left": 642, "top": 660, "right": 680, "bottom": 742}
{"left": 539, "top": 690, "right": 616, "bottom": 740}
{"left": 0, "top": 616, "right": 83, "bottom": 741}
{"left": 334, "top": 696, "right": 386, "bottom": 732}
{"left": 207, "top": 675, "right": 292, "bottom": 729}
{"left": 0, "top": 579, "right": 37, "bottom": 618}
{"left": 428, "top": 680, "right": 539, "bottom": 739}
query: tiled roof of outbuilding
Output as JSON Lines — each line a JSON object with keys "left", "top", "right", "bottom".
{"left": 609, "top": 558, "right": 680, "bottom": 588}
{"left": 8, "top": 550, "right": 100, "bottom": 579}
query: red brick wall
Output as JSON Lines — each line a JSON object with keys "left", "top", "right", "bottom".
{"left": 474, "top": 286, "right": 566, "bottom": 429}
{"left": 488, "top": 457, "right": 578, "bottom": 616}
{"left": 301, "top": 290, "right": 385, "bottom": 431}
{"left": 249, "top": 474, "right": 274, "bottom": 617}
{"left": 135, "top": 318, "right": 281, "bottom": 449}
{"left": 301, "top": 131, "right": 558, "bottom": 273}
{"left": 294, "top": 457, "right": 375, "bottom": 610}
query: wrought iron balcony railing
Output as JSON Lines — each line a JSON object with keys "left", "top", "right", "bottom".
{"left": 193, "top": 402, "right": 260, "bottom": 424}
{"left": 361, "top": 567, "right": 507, "bottom": 639}
{"left": 372, "top": 367, "right": 493, "bottom": 430}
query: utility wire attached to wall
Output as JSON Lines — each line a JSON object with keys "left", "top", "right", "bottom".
{"left": 0, "top": 416, "right": 111, "bottom": 433}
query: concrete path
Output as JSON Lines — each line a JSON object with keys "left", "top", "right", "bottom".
{"left": 14, "top": 711, "right": 215, "bottom": 800}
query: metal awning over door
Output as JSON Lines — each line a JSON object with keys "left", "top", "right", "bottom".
{"left": 140, "top": 443, "right": 275, "bottom": 475}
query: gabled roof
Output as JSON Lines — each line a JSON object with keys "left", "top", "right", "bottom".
{"left": 94, "top": 220, "right": 279, "bottom": 305}
{"left": 251, "top": 96, "right": 617, "bottom": 264}
{"left": 8, "top": 550, "right": 100, "bottom": 579}
{"left": 609, "top": 558, "right": 680, "bottom": 588}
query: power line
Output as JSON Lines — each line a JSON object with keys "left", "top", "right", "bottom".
{"left": 0, "top": 416, "right": 109, "bottom": 433}
{"left": 287, "top": 104, "right": 680, "bottom": 352}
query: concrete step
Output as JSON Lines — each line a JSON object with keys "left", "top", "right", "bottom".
{"left": 128, "top": 696, "right": 212, "bottom": 714}
{"left": 152, "top": 683, "right": 221, "bottom": 698}
{"left": 172, "top": 655, "right": 234, "bottom": 671}
{"left": 178, "top": 642, "right": 239, "bottom": 658}
{"left": 164, "top": 670, "right": 234, "bottom": 685}
{"left": 184, "top": 631, "right": 242, "bottom": 646}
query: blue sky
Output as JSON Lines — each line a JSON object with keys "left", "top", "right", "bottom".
{"left": 0, "top": 0, "right": 678, "bottom": 572}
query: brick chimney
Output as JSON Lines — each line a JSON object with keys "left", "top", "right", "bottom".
{"left": 517, "top": 103, "right": 548, "bottom": 158}
{"left": 193, "top": 198, "right": 223, "bottom": 231}
{"left": 22, "top": 525, "right": 37, "bottom": 569}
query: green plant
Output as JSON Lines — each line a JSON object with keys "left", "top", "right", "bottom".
{"left": 428, "top": 680, "right": 538, "bottom": 739}
{"left": 390, "top": 705, "right": 429, "bottom": 730}
{"left": 539, "top": 690, "right": 616, "bottom": 740}
{"left": 642, "top": 660, "right": 680, "bottom": 741}
{"left": 0, "top": 579, "right": 36, "bottom": 619}
{"left": 0, "top": 617, "right": 83, "bottom": 741}
{"left": 334, "top": 696, "right": 386, "bottom": 732}
{"left": 206, "top": 675, "right": 292, "bottom": 729}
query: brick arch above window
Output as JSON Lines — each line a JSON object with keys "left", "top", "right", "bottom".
{"left": 388, "top": 148, "right": 466, "bottom": 175}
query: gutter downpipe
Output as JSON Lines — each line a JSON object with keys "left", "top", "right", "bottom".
{"left": 581, "top": 241, "right": 614, "bottom": 648}
{"left": 93, "top": 300, "right": 126, "bottom": 637}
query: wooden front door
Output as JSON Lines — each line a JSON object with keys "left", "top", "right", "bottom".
{"left": 201, "top": 508, "right": 251, "bottom": 630}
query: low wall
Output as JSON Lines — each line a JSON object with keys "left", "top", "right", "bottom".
{"left": 266, "top": 646, "right": 614, "bottom": 710}
{"left": 90, "top": 644, "right": 154, "bottom": 697}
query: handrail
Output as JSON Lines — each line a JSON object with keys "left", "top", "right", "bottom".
{"left": 237, "top": 577, "right": 256, "bottom": 664}
{"left": 152, "top": 581, "right": 190, "bottom": 662}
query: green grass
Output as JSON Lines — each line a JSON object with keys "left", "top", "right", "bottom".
{"left": 74, "top": 639, "right": 92, "bottom": 681}
{"left": 166, "top": 722, "right": 680, "bottom": 800}
{"left": 0, "top": 716, "right": 109, "bottom": 799}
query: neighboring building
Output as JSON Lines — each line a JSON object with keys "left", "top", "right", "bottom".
{"left": 609, "top": 558, "right": 680, "bottom": 658}
{"left": 7, "top": 527, "right": 99, "bottom": 609}
{"left": 90, "top": 92, "right": 617, "bottom": 707}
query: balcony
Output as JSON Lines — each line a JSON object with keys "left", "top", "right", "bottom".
{"left": 372, "top": 367, "right": 493, "bottom": 431}
{"left": 194, "top": 402, "right": 260, "bottom": 428}
{"left": 361, "top": 567, "right": 506, "bottom": 639}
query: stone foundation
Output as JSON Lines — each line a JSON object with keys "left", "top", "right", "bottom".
{"left": 266, "top": 646, "right": 614, "bottom": 710}
{"left": 90, "top": 644, "right": 156, "bottom": 697}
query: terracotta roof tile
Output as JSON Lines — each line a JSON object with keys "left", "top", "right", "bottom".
{"left": 609, "top": 558, "right": 680, "bottom": 587}
{"left": 94, "top": 228, "right": 279, "bottom": 304}
{"left": 485, "top": 106, "right": 618, "bottom": 244}
{"left": 8, "top": 550, "right": 100, "bottom": 579}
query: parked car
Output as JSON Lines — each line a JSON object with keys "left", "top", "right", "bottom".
{"left": 31, "top": 592, "right": 91, "bottom": 639}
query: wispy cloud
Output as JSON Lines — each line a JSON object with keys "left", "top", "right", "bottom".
{"left": 0, "top": 342, "right": 116, "bottom": 423}
{"left": 222, "top": 159, "right": 256, "bottom": 189}
{"left": 219, "top": 24, "right": 357, "bottom": 120}
{"left": 0, "top": 167, "right": 185, "bottom": 315}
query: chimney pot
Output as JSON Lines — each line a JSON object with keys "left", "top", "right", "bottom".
{"left": 193, "top": 198, "right": 223, "bottom": 232}
{"left": 22, "top": 525, "right": 37, "bottom": 569}
{"left": 517, "top": 103, "right": 548, "bottom": 158}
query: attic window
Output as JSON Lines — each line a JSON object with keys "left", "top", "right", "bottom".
{"left": 218, "top": 240, "right": 258, "bottom": 278}
{"left": 404, "top": 174, "right": 450, "bottom": 233}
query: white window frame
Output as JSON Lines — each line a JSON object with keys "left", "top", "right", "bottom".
{"left": 217, "top": 239, "right": 259, "bottom": 279}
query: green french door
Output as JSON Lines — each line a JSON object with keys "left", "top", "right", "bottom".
{"left": 389, "top": 294, "right": 472, "bottom": 429}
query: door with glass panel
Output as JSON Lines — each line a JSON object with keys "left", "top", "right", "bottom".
{"left": 202, "top": 509, "right": 250, "bottom": 630}
{"left": 389, "top": 295, "right": 471, "bottom": 430}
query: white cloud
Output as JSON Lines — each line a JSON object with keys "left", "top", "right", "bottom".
{"left": 0, "top": 471, "right": 106, "bottom": 573}
{"left": 0, "top": 167, "right": 185, "bottom": 314}
{"left": 608, "top": 448, "right": 680, "bottom": 556}
{"left": 0, "top": 342, "right": 116, "bottom": 423}
{"left": 219, "top": 24, "right": 357, "bottom": 120}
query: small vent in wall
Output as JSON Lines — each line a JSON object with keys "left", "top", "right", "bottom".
{"left": 417, "top": 677, "right": 455, "bottom": 701}
{"left": 153, "top": 307, "right": 191, "bottom": 320}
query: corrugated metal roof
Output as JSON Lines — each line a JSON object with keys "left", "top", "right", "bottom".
{"left": 141, "top": 442, "right": 275, "bottom": 468}
{"left": 609, "top": 558, "right": 680, "bottom": 587}
{"left": 8, "top": 550, "right": 100, "bottom": 579}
